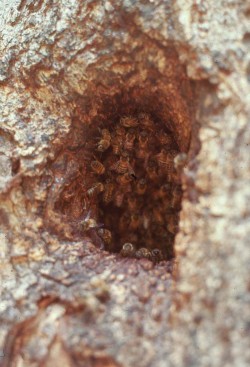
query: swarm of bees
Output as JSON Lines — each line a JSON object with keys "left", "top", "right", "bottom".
{"left": 59, "top": 113, "right": 185, "bottom": 263}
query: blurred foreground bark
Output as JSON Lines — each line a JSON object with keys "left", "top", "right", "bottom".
{"left": 0, "top": 1, "right": 249, "bottom": 367}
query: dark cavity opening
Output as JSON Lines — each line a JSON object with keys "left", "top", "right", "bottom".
{"left": 46, "top": 45, "right": 194, "bottom": 263}
{"left": 83, "top": 111, "right": 182, "bottom": 261}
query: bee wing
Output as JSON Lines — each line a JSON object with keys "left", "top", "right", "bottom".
{"left": 85, "top": 210, "right": 91, "bottom": 221}
{"left": 96, "top": 222, "right": 104, "bottom": 229}
{"left": 90, "top": 230, "right": 105, "bottom": 250}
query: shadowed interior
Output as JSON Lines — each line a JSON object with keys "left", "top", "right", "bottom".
{"left": 46, "top": 45, "right": 194, "bottom": 262}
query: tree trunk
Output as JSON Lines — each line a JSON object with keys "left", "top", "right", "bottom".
{"left": 0, "top": 1, "right": 249, "bottom": 367}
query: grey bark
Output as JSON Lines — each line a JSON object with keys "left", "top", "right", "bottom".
{"left": 0, "top": 1, "right": 249, "bottom": 367}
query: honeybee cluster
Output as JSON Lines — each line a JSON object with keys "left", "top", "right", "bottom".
{"left": 120, "top": 243, "right": 164, "bottom": 263}
{"left": 79, "top": 112, "right": 183, "bottom": 261}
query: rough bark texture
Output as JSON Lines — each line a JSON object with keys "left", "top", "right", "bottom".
{"left": 0, "top": 1, "right": 249, "bottom": 367}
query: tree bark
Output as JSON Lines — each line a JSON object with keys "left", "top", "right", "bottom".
{"left": 0, "top": 1, "right": 249, "bottom": 367}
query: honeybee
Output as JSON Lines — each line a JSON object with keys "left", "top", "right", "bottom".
{"left": 114, "top": 191, "right": 124, "bottom": 207}
{"left": 91, "top": 160, "right": 105, "bottom": 175}
{"left": 167, "top": 217, "right": 179, "bottom": 234}
{"left": 87, "top": 182, "right": 104, "bottom": 198}
{"left": 138, "top": 113, "right": 154, "bottom": 130}
{"left": 127, "top": 194, "right": 137, "bottom": 211}
{"left": 174, "top": 153, "right": 188, "bottom": 171}
{"left": 97, "top": 228, "right": 112, "bottom": 246}
{"left": 138, "top": 112, "right": 147, "bottom": 120}
{"left": 157, "top": 130, "right": 174, "bottom": 147}
{"left": 151, "top": 249, "right": 164, "bottom": 263}
{"left": 155, "top": 148, "right": 169, "bottom": 167}
{"left": 116, "top": 173, "right": 133, "bottom": 187}
{"left": 136, "top": 178, "right": 147, "bottom": 195}
{"left": 124, "top": 129, "right": 136, "bottom": 151}
{"left": 120, "top": 243, "right": 136, "bottom": 257}
{"left": 147, "top": 159, "right": 158, "bottom": 181}
{"left": 77, "top": 210, "right": 101, "bottom": 232}
{"left": 120, "top": 115, "right": 138, "bottom": 128}
{"left": 138, "top": 130, "right": 149, "bottom": 146}
{"left": 101, "top": 128, "right": 111, "bottom": 139}
{"left": 103, "top": 179, "right": 115, "bottom": 204}
{"left": 110, "top": 152, "right": 134, "bottom": 175}
{"left": 155, "top": 183, "right": 171, "bottom": 199}
{"left": 114, "top": 125, "right": 126, "bottom": 136}
{"left": 111, "top": 134, "right": 123, "bottom": 155}
{"left": 135, "top": 131, "right": 150, "bottom": 161}
{"left": 97, "top": 129, "right": 111, "bottom": 152}
{"left": 135, "top": 247, "right": 151, "bottom": 260}
{"left": 167, "top": 169, "right": 181, "bottom": 184}
{"left": 155, "top": 148, "right": 172, "bottom": 169}
{"left": 129, "top": 213, "right": 140, "bottom": 230}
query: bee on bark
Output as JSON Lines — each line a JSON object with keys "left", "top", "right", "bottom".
{"left": 151, "top": 249, "right": 164, "bottom": 263}
{"left": 135, "top": 247, "right": 151, "bottom": 260}
{"left": 124, "top": 129, "right": 136, "bottom": 151}
{"left": 77, "top": 210, "right": 102, "bottom": 232}
{"left": 103, "top": 179, "right": 115, "bottom": 204}
{"left": 87, "top": 182, "right": 104, "bottom": 198}
{"left": 120, "top": 115, "right": 139, "bottom": 128}
{"left": 97, "top": 228, "right": 112, "bottom": 246}
{"left": 96, "top": 129, "right": 111, "bottom": 152}
{"left": 91, "top": 160, "right": 105, "bottom": 175}
{"left": 120, "top": 243, "right": 136, "bottom": 257}
{"left": 136, "top": 178, "right": 147, "bottom": 195}
{"left": 110, "top": 152, "right": 134, "bottom": 175}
